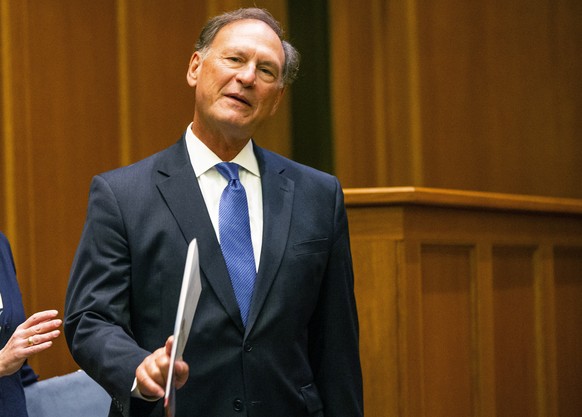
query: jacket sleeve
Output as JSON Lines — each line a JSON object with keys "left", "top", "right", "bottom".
{"left": 64, "top": 175, "right": 151, "bottom": 417}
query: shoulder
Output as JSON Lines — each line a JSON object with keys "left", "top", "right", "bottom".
{"left": 0, "top": 232, "right": 16, "bottom": 280}
{"left": 82, "top": 139, "right": 190, "bottom": 214}
{"left": 102, "top": 139, "right": 185, "bottom": 180}
{"left": 0, "top": 231, "right": 13, "bottom": 258}
{"left": 0, "top": 231, "right": 8, "bottom": 247}
{"left": 91, "top": 139, "right": 187, "bottom": 194}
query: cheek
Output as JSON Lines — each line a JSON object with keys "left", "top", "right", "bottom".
{"left": 195, "top": 77, "right": 224, "bottom": 103}
{"left": 257, "top": 87, "right": 282, "bottom": 108}
{"left": 198, "top": 63, "right": 229, "bottom": 89}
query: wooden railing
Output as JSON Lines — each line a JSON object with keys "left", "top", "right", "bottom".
{"left": 345, "top": 187, "right": 582, "bottom": 417}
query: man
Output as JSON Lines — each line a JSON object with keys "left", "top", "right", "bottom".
{"left": 65, "top": 8, "right": 363, "bottom": 417}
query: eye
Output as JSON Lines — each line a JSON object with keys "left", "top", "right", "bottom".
{"left": 227, "top": 56, "right": 241, "bottom": 62}
{"left": 258, "top": 66, "right": 278, "bottom": 82}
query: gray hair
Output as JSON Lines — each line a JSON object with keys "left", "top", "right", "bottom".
{"left": 194, "top": 8, "right": 300, "bottom": 85}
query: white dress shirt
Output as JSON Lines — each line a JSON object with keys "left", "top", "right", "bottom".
{"left": 184, "top": 124, "right": 263, "bottom": 271}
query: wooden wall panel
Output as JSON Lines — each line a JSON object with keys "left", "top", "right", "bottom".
{"left": 330, "top": 0, "right": 582, "bottom": 199}
{"left": 420, "top": 245, "right": 474, "bottom": 417}
{"left": 415, "top": 0, "right": 582, "bottom": 198}
{"left": 2, "top": 0, "right": 122, "bottom": 378}
{"left": 492, "top": 247, "right": 538, "bottom": 417}
{"left": 351, "top": 239, "right": 399, "bottom": 417}
{"left": 346, "top": 187, "right": 582, "bottom": 417}
{"left": 330, "top": 0, "right": 423, "bottom": 188}
{"left": 119, "top": 0, "right": 203, "bottom": 163}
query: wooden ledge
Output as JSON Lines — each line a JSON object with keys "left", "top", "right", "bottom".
{"left": 344, "top": 187, "right": 582, "bottom": 216}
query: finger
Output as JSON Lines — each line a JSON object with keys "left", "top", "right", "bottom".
{"left": 173, "top": 359, "right": 190, "bottom": 389}
{"left": 24, "top": 339, "right": 55, "bottom": 356}
{"left": 20, "top": 330, "right": 60, "bottom": 359}
{"left": 136, "top": 363, "right": 165, "bottom": 398}
{"left": 21, "top": 318, "right": 62, "bottom": 339}
{"left": 135, "top": 347, "right": 169, "bottom": 398}
{"left": 24, "top": 310, "right": 59, "bottom": 327}
{"left": 26, "top": 329, "right": 61, "bottom": 348}
{"left": 14, "top": 311, "right": 58, "bottom": 331}
{"left": 154, "top": 347, "right": 171, "bottom": 384}
{"left": 16, "top": 311, "right": 60, "bottom": 337}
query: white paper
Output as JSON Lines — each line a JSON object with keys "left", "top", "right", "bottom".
{"left": 164, "top": 238, "right": 202, "bottom": 416}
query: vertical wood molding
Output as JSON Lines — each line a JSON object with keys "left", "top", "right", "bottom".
{"left": 399, "top": 240, "right": 424, "bottom": 416}
{"left": 475, "top": 243, "right": 496, "bottom": 416}
{"left": 468, "top": 244, "right": 482, "bottom": 417}
{"left": 404, "top": 0, "right": 423, "bottom": 186}
{"left": 534, "top": 245, "right": 559, "bottom": 416}
{"left": 371, "top": 0, "right": 388, "bottom": 181}
{"left": 351, "top": 238, "right": 399, "bottom": 416}
{"left": 330, "top": 0, "right": 427, "bottom": 188}
{"left": 329, "top": 0, "right": 349, "bottom": 182}
{"left": 19, "top": 1, "right": 38, "bottom": 311}
{"left": 534, "top": 245, "right": 548, "bottom": 417}
{"left": 1, "top": 0, "right": 16, "bottom": 241}
{"left": 116, "top": 0, "right": 132, "bottom": 166}
{"left": 396, "top": 240, "right": 409, "bottom": 416}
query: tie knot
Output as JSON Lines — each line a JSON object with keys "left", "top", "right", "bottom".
{"left": 215, "top": 162, "right": 240, "bottom": 182}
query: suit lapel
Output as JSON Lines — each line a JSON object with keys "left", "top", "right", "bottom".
{"left": 245, "top": 146, "right": 295, "bottom": 333}
{"left": 155, "top": 138, "right": 243, "bottom": 331}
{"left": 153, "top": 140, "right": 296, "bottom": 334}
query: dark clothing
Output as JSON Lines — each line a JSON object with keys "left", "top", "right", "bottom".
{"left": 0, "top": 232, "right": 38, "bottom": 417}
{"left": 65, "top": 137, "right": 363, "bottom": 417}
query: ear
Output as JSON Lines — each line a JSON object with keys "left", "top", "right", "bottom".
{"left": 186, "top": 52, "right": 202, "bottom": 87}
{"left": 269, "top": 86, "right": 286, "bottom": 116}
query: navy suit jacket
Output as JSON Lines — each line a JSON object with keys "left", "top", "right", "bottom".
{"left": 64, "top": 137, "right": 363, "bottom": 417}
{"left": 0, "top": 232, "right": 38, "bottom": 417}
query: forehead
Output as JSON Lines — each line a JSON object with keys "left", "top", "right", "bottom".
{"left": 212, "top": 19, "right": 285, "bottom": 62}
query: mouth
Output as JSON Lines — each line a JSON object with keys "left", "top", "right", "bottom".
{"left": 225, "top": 93, "right": 251, "bottom": 107}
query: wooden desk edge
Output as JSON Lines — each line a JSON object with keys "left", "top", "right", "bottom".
{"left": 344, "top": 187, "right": 582, "bottom": 216}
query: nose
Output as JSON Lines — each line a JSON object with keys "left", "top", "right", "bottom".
{"left": 236, "top": 64, "right": 256, "bottom": 88}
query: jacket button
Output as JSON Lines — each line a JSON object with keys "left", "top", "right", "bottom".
{"left": 244, "top": 343, "right": 253, "bottom": 352}
{"left": 233, "top": 399, "right": 244, "bottom": 412}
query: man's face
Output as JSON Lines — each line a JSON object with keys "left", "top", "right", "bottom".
{"left": 187, "top": 19, "right": 286, "bottom": 140}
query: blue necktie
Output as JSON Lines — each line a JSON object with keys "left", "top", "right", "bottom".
{"left": 215, "top": 162, "right": 256, "bottom": 326}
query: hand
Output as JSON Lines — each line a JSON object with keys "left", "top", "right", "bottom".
{"left": 0, "top": 309, "right": 62, "bottom": 377}
{"left": 135, "top": 336, "right": 189, "bottom": 399}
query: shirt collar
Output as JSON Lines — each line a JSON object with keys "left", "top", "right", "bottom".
{"left": 185, "top": 123, "right": 260, "bottom": 178}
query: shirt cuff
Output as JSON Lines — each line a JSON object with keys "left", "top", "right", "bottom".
{"left": 131, "top": 377, "right": 162, "bottom": 402}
